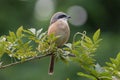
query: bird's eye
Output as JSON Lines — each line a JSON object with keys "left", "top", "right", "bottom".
{"left": 58, "top": 15, "right": 66, "bottom": 19}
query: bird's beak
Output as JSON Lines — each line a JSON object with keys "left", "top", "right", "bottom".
{"left": 67, "top": 15, "right": 71, "bottom": 19}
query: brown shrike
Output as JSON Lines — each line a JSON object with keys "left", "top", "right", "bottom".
{"left": 47, "top": 12, "right": 71, "bottom": 75}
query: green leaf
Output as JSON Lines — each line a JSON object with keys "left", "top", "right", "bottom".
{"left": 0, "top": 37, "right": 6, "bottom": 58}
{"left": 93, "top": 29, "right": 100, "bottom": 42}
{"left": 36, "top": 28, "right": 43, "bottom": 37}
{"left": 38, "top": 32, "right": 47, "bottom": 40}
{"left": 72, "top": 50, "right": 80, "bottom": 55}
{"left": 95, "top": 63, "right": 104, "bottom": 73}
{"left": 81, "top": 40, "right": 92, "bottom": 50}
{"left": 77, "top": 72, "right": 97, "bottom": 80}
{"left": 73, "top": 40, "right": 81, "bottom": 47}
{"left": 0, "top": 62, "right": 3, "bottom": 66}
{"left": 105, "top": 52, "right": 120, "bottom": 78}
{"left": 16, "top": 26, "right": 23, "bottom": 37}
{"left": 66, "top": 78, "right": 70, "bottom": 80}
{"left": 85, "top": 36, "right": 93, "bottom": 44}
{"left": 28, "top": 28, "right": 36, "bottom": 35}
{"left": 23, "top": 29, "right": 35, "bottom": 36}
{"left": 8, "top": 31, "right": 16, "bottom": 42}
{"left": 116, "top": 52, "right": 120, "bottom": 61}
{"left": 64, "top": 43, "right": 72, "bottom": 49}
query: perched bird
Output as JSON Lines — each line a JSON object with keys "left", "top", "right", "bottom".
{"left": 47, "top": 12, "right": 71, "bottom": 75}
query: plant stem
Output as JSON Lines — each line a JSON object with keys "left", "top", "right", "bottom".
{"left": 0, "top": 53, "right": 51, "bottom": 69}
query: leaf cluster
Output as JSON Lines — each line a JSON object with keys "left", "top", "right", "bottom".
{"left": 0, "top": 27, "right": 120, "bottom": 80}
{"left": 105, "top": 52, "right": 120, "bottom": 80}
{"left": 0, "top": 26, "right": 63, "bottom": 66}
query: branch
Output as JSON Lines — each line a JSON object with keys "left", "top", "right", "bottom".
{"left": 0, "top": 53, "right": 51, "bottom": 69}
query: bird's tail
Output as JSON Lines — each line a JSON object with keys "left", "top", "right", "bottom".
{"left": 48, "top": 54, "right": 55, "bottom": 75}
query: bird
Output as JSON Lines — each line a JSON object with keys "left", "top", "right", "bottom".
{"left": 47, "top": 12, "right": 71, "bottom": 75}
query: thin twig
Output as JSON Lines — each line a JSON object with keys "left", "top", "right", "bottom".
{"left": 0, "top": 53, "right": 51, "bottom": 69}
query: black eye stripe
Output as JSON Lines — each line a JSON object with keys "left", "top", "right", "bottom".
{"left": 58, "top": 15, "right": 66, "bottom": 19}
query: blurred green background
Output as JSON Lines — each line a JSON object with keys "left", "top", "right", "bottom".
{"left": 0, "top": 0, "right": 120, "bottom": 80}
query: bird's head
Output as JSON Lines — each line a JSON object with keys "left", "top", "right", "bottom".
{"left": 50, "top": 12, "right": 71, "bottom": 24}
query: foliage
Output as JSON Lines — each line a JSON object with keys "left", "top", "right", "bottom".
{"left": 0, "top": 27, "right": 120, "bottom": 80}
{"left": 105, "top": 52, "right": 120, "bottom": 80}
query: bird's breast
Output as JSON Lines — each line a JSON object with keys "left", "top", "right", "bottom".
{"left": 48, "top": 19, "right": 70, "bottom": 47}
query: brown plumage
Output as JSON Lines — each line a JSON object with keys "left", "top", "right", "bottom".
{"left": 48, "top": 18, "right": 70, "bottom": 47}
{"left": 47, "top": 12, "right": 70, "bottom": 75}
